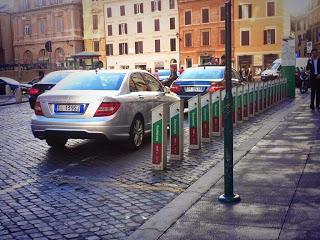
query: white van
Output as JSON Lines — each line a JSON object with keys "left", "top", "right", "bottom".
{"left": 261, "top": 59, "right": 281, "bottom": 82}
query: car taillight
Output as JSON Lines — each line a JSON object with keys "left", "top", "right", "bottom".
{"left": 94, "top": 102, "right": 121, "bottom": 117}
{"left": 29, "top": 87, "right": 40, "bottom": 96}
{"left": 170, "top": 84, "right": 182, "bottom": 94}
{"left": 34, "top": 101, "right": 43, "bottom": 116}
{"left": 207, "top": 82, "right": 225, "bottom": 93}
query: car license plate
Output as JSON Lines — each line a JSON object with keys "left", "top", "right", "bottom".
{"left": 54, "top": 104, "right": 84, "bottom": 113}
{"left": 184, "top": 86, "right": 204, "bottom": 92}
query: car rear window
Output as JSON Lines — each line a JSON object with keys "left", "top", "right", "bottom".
{"left": 53, "top": 72, "right": 125, "bottom": 91}
{"left": 179, "top": 68, "right": 224, "bottom": 80}
{"left": 40, "top": 72, "right": 73, "bottom": 84}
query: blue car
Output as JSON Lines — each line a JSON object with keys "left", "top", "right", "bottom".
{"left": 169, "top": 66, "right": 243, "bottom": 103}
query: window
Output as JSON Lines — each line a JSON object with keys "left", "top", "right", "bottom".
{"left": 54, "top": 0, "right": 62, "bottom": 4}
{"left": 56, "top": 17, "right": 62, "bottom": 32}
{"left": 220, "top": 6, "right": 225, "bottom": 21}
{"left": 134, "top": 3, "right": 144, "bottom": 14}
{"left": 170, "top": 17, "right": 175, "bottom": 30}
{"left": 120, "top": 5, "right": 125, "bottom": 16}
{"left": 107, "top": 25, "right": 112, "bottom": 36}
{"left": 185, "top": 33, "right": 192, "bottom": 47}
{"left": 155, "top": 39, "right": 160, "bottom": 52}
{"left": 137, "top": 21, "right": 142, "bottom": 33}
{"left": 267, "top": 1, "right": 275, "bottom": 16}
{"left": 185, "top": 11, "right": 191, "bottom": 25}
{"left": 135, "top": 41, "right": 143, "bottom": 54}
{"left": 154, "top": 19, "right": 160, "bottom": 31}
{"left": 186, "top": 58, "right": 192, "bottom": 68}
{"left": 170, "top": 38, "right": 176, "bottom": 51}
{"left": 38, "top": 0, "right": 46, "bottom": 6}
{"left": 143, "top": 73, "right": 162, "bottom": 91}
{"left": 264, "top": 29, "right": 275, "bottom": 44}
{"left": 92, "top": 15, "right": 98, "bottom": 31}
{"left": 24, "top": 24, "right": 31, "bottom": 36}
{"left": 93, "top": 41, "right": 99, "bottom": 52}
{"left": 241, "top": 30, "right": 250, "bottom": 46}
{"left": 106, "top": 44, "right": 113, "bottom": 56}
{"left": 119, "top": 23, "right": 128, "bottom": 35}
{"left": 130, "top": 73, "right": 148, "bottom": 91}
{"left": 119, "top": 43, "right": 128, "bottom": 55}
{"left": 202, "top": 31, "right": 210, "bottom": 46}
{"left": 169, "top": 0, "right": 175, "bottom": 9}
{"left": 239, "top": 4, "right": 252, "bottom": 19}
{"left": 23, "top": 0, "right": 30, "bottom": 9}
{"left": 202, "top": 8, "right": 209, "bottom": 23}
{"left": 106, "top": 7, "right": 112, "bottom": 18}
{"left": 151, "top": 0, "right": 161, "bottom": 12}
{"left": 220, "top": 29, "right": 225, "bottom": 44}
{"left": 39, "top": 21, "right": 45, "bottom": 34}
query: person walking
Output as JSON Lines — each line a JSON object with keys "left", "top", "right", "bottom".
{"left": 306, "top": 48, "right": 320, "bottom": 110}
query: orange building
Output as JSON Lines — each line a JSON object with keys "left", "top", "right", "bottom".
{"left": 178, "top": 0, "right": 228, "bottom": 68}
{"left": 233, "top": 0, "right": 290, "bottom": 76}
{"left": 11, "top": 0, "right": 84, "bottom": 68}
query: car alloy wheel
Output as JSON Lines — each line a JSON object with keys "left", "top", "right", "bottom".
{"left": 129, "top": 117, "right": 144, "bottom": 149}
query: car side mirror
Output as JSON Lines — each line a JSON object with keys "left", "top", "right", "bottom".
{"left": 164, "top": 86, "right": 170, "bottom": 94}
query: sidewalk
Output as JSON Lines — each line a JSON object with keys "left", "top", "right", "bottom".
{"left": 0, "top": 95, "right": 28, "bottom": 106}
{"left": 129, "top": 95, "right": 320, "bottom": 240}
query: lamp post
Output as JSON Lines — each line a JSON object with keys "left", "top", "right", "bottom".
{"left": 218, "top": 0, "right": 240, "bottom": 204}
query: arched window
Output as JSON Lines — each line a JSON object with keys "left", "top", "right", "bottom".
{"left": 23, "top": 50, "right": 33, "bottom": 64}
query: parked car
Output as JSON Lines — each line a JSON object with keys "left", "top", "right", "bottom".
{"left": 170, "top": 66, "right": 243, "bottom": 103}
{"left": 261, "top": 59, "right": 281, "bottom": 82}
{"left": 28, "top": 70, "right": 80, "bottom": 109}
{"left": 157, "top": 69, "right": 171, "bottom": 81}
{"left": 31, "top": 69, "right": 180, "bottom": 149}
{"left": 0, "top": 77, "right": 31, "bottom": 95}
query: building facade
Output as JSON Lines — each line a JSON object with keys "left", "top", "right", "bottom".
{"left": 83, "top": 0, "right": 106, "bottom": 67}
{"left": 0, "top": 12, "right": 14, "bottom": 65}
{"left": 12, "top": 0, "right": 84, "bottom": 68}
{"left": 233, "top": 0, "right": 290, "bottom": 76}
{"left": 177, "top": 0, "right": 227, "bottom": 68}
{"left": 104, "top": 0, "right": 179, "bottom": 71}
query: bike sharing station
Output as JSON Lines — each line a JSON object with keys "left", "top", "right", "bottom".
{"left": 150, "top": 78, "right": 288, "bottom": 170}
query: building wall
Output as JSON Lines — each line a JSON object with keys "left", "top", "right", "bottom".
{"left": 178, "top": 0, "right": 227, "bottom": 68}
{"left": 0, "top": 13, "right": 14, "bottom": 64}
{"left": 233, "top": 0, "right": 289, "bottom": 76}
{"left": 12, "top": 0, "right": 84, "bottom": 67}
{"left": 82, "top": 0, "right": 106, "bottom": 67}
{"left": 104, "top": 0, "right": 179, "bottom": 72}
{"left": 308, "top": 0, "right": 320, "bottom": 52}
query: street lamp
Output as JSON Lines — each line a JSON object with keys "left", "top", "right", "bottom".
{"left": 218, "top": 0, "right": 240, "bottom": 204}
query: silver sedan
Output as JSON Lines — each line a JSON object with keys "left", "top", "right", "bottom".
{"left": 31, "top": 69, "right": 180, "bottom": 149}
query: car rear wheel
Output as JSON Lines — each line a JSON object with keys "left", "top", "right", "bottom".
{"left": 129, "top": 116, "right": 144, "bottom": 150}
{"left": 45, "top": 136, "right": 68, "bottom": 148}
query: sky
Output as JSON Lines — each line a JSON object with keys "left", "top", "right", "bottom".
{"left": 284, "top": 0, "right": 310, "bottom": 16}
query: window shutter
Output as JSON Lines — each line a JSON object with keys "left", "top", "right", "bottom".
{"left": 125, "top": 43, "right": 128, "bottom": 54}
{"left": 239, "top": 5, "right": 242, "bottom": 19}
{"left": 158, "top": 0, "right": 161, "bottom": 10}
{"left": 248, "top": 4, "right": 252, "bottom": 18}
{"left": 134, "top": 4, "right": 137, "bottom": 14}
{"left": 141, "top": 3, "right": 144, "bottom": 13}
{"left": 151, "top": 1, "right": 155, "bottom": 12}
{"left": 119, "top": 43, "right": 122, "bottom": 55}
{"left": 271, "top": 29, "right": 275, "bottom": 44}
{"left": 125, "top": 24, "right": 128, "bottom": 34}
{"left": 264, "top": 30, "right": 267, "bottom": 44}
{"left": 135, "top": 42, "right": 138, "bottom": 54}
{"left": 119, "top": 24, "right": 121, "bottom": 35}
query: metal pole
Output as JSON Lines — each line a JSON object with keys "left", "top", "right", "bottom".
{"left": 219, "top": 0, "right": 240, "bottom": 204}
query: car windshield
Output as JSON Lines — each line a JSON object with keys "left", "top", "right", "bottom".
{"left": 53, "top": 72, "right": 125, "bottom": 91}
{"left": 270, "top": 63, "right": 280, "bottom": 70}
{"left": 158, "top": 70, "right": 171, "bottom": 76}
{"left": 179, "top": 68, "right": 224, "bottom": 80}
{"left": 40, "top": 72, "right": 73, "bottom": 84}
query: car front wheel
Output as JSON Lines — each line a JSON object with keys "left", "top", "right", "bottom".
{"left": 45, "top": 136, "right": 68, "bottom": 148}
{"left": 129, "top": 116, "right": 144, "bottom": 150}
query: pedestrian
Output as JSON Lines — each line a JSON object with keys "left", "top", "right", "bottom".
{"left": 306, "top": 48, "right": 320, "bottom": 110}
{"left": 38, "top": 70, "right": 44, "bottom": 80}
{"left": 178, "top": 66, "right": 184, "bottom": 75}
{"left": 163, "top": 68, "right": 178, "bottom": 87}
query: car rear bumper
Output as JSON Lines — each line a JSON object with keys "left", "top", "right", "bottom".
{"left": 31, "top": 115, "right": 130, "bottom": 141}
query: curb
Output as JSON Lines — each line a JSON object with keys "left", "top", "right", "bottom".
{"left": 127, "top": 96, "right": 308, "bottom": 240}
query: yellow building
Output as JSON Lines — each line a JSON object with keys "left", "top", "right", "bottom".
{"left": 233, "top": 0, "right": 290, "bottom": 77}
{"left": 82, "top": 0, "right": 106, "bottom": 67}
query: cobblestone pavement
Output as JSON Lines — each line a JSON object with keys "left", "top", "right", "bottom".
{"left": 0, "top": 94, "right": 307, "bottom": 239}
